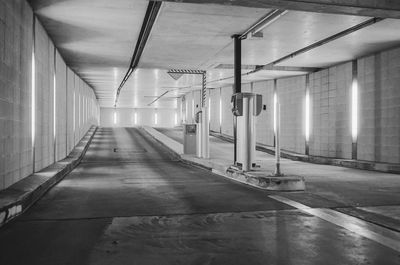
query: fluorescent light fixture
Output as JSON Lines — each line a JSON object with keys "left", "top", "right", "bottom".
{"left": 113, "top": 111, "right": 117, "bottom": 125}
{"left": 53, "top": 73, "right": 56, "bottom": 139}
{"left": 351, "top": 79, "right": 358, "bottom": 142}
{"left": 192, "top": 98, "right": 195, "bottom": 121}
{"left": 305, "top": 91, "right": 310, "bottom": 141}
{"left": 273, "top": 92, "right": 277, "bottom": 134}
{"left": 219, "top": 97, "right": 222, "bottom": 127}
{"left": 174, "top": 112, "right": 178, "bottom": 125}
{"left": 208, "top": 98, "right": 211, "bottom": 123}
{"left": 31, "top": 49, "right": 35, "bottom": 148}
{"left": 73, "top": 92, "right": 75, "bottom": 132}
{"left": 185, "top": 101, "right": 188, "bottom": 123}
{"left": 155, "top": 112, "right": 158, "bottom": 125}
{"left": 134, "top": 112, "right": 137, "bottom": 125}
{"left": 78, "top": 94, "right": 81, "bottom": 127}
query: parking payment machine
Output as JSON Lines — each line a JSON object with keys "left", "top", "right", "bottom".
{"left": 231, "top": 92, "right": 262, "bottom": 171}
{"left": 183, "top": 124, "right": 197, "bottom": 154}
{"left": 195, "top": 109, "right": 210, "bottom": 159}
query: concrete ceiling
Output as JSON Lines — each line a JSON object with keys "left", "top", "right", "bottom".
{"left": 29, "top": 0, "right": 400, "bottom": 109}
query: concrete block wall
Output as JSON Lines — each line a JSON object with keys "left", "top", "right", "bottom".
{"left": 209, "top": 88, "right": 220, "bottom": 132}
{"left": 55, "top": 51, "right": 67, "bottom": 161}
{"left": 0, "top": 0, "right": 33, "bottom": 188}
{"left": 358, "top": 48, "right": 400, "bottom": 163}
{"left": 253, "top": 80, "right": 274, "bottom": 147}
{"left": 181, "top": 46, "right": 400, "bottom": 165}
{"left": 100, "top": 108, "right": 176, "bottom": 128}
{"left": 221, "top": 85, "right": 233, "bottom": 136}
{"left": 277, "top": 76, "right": 306, "bottom": 154}
{"left": 0, "top": 0, "right": 100, "bottom": 190}
{"left": 309, "top": 63, "right": 352, "bottom": 158}
{"left": 34, "top": 20, "right": 54, "bottom": 171}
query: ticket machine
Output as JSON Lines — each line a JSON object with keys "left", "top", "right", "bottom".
{"left": 231, "top": 92, "right": 262, "bottom": 171}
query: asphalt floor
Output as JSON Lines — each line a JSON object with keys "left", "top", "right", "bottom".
{"left": 0, "top": 127, "right": 399, "bottom": 265}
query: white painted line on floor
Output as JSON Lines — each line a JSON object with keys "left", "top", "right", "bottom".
{"left": 270, "top": 195, "right": 400, "bottom": 253}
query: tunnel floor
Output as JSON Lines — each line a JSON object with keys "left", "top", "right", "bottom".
{"left": 0, "top": 127, "right": 399, "bottom": 265}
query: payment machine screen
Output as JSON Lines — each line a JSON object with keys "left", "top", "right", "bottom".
{"left": 186, "top": 125, "right": 196, "bottom": 134}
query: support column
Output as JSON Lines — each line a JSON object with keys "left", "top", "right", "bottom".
{"left": 201, "top": 72, "right": 210, "bottom": 159}
{"left": 233, "top": 34, "right": 241, "bottom": 165}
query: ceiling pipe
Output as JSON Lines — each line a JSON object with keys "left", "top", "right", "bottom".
{"left": 114, "top": 1, "right": 162, "bottom": 107}
{"left": 252, "top": 17, "right": 384, "bottom": 73}
{"left": 147, "top": 91, "right": 169, "bottom": 106}
{"left": 239, "top": 9, "right": 287, "bottom": 40}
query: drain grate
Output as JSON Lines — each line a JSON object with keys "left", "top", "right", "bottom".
{"left": 113, "top": 148, "right": 147, "bottom": 153}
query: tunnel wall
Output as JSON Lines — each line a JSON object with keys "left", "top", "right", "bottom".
{"left": 181, "top": 46, "right": 400, "bottom": 164}
{"left": 100, "top": 108, "right": 177, "bottom": 128}
{"left": 0, "top": 0, "right": 100, "bottom": 190}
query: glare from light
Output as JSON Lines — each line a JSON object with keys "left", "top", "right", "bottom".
{"left": 174, "top": 112, "right": 178, "bottom": 125}
{"left": 155, "top": 112, "right": 158, "bottom": 125}
{"left": 273, "top": 92, "right": 277, "bottom": 134}
{"left": 31, "top": 49, "right": 35, "bottom": 148}
{"left": 219, "top": 97, "right": 222, "bottom": 127}
{"left": 208, "top": 97, "right": 211, "bottom": 123}
{"left": 180, "top": 99, "right": 183, "bottom": 123}
{"left": 185, "top": 101, "right": 188, "bottom": 123}
{"left": 78, "top": 94, "right": 81, "bottom": 127}
{"left": 191, "top": 97, "right": 195, "bottom": 121}
{"left": 305, "top": 91, "right": 310, "bottom": 141}
{"left": 73, "top": 92, "right": 75, "bottom": 132}
{"left": 113, "top": 110, "right": 117, "bottom": 125}
{"left": 53, "top": 73, "right": 56, "bottom": 140}
{"left": 134, "top": 112, "right": 137, "bottom": 125}
{"left": 351, "top": 79, "right": 358, "bottom": 142}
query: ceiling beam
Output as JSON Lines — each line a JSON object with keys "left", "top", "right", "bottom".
{"left": 158, "top": 0, "right": 400, "bottom": 19}
{"left": 216, "top": 64, "right": 321, "bottom": 72}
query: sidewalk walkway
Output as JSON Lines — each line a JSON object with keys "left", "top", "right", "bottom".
{"left": 144, "top": 126, "right": 400, "bottom": 232}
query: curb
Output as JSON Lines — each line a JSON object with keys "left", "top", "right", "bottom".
{"left": 0, "top": 126, "right": 97, "bottom": 228}
{"left": 143, "top": 127, "right": 305, "bottom": 191}
{"left": 210, "top": 131, "right": 400, "bottom": 174}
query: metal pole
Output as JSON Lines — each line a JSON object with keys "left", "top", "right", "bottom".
{"left": 275, "top": 102, "right": 281, "bottom": 176}
{"left": 233, "top": 34, "right": 241, "bottom": 165}
{"left": 201, "top": 72, "right": 209, "bottom": 158}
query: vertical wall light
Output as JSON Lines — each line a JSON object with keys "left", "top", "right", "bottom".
{"left": 180, "top": 98, "right": 183, "bottom": 123}
{"left": 154, "top": 111, "right": 158, "bottom": 125}
{"left": 53, "top": 64, "right": 57, "bottom": 162}
{"left": 273, "top": 92, "right": 277, "bottom": 134}
{"left": 73, "top": 92, "right": 75, "bottom": 132}
{"left": 31, "top": 41, "right": 36, "bottom": 172}
{"left": 185, "top": 100, "right": 188, "bottom": 123}
{"left": 208, "top": 97, "right": 211, "bottom": 123}
{"left": 174, "top": 112, "right": 178, "bottom": 125}
{"left": 219, "top": 88, "right": 222, "bottom": 133}
{"left": 351, "top": 60, "right": 358, "bottom": 159}
{"left": 273, "top": 79, "right": 278, "bottom": 147}
{"left": 305, "top": 75, "right": 310, "bottom": 155}
{"left": 191, "top": 96, "right": 195, "bottom": 122}
{"left": 134, "top": 112, "right": 138, "bottom": 125}
{"left": 113, "top": 110, "right": 117, "bottom": 125}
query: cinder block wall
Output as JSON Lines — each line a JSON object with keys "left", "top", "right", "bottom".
{"left": 100, "top": 108, "right": 176, "bottom": 128}
{"left": 253, "top": 80, "right": 274, "bottom": 147}
{"left": 358, "top": 48, "right": 400, "bottom": 163}
{"left": 0, "top": 0, "right": 100, "bottom": 190}
{"left": 277, "top": 76, "right": 306, "bottom": 154}
{"left": 181, "top": 46, "right": 400, "bottom": 164}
